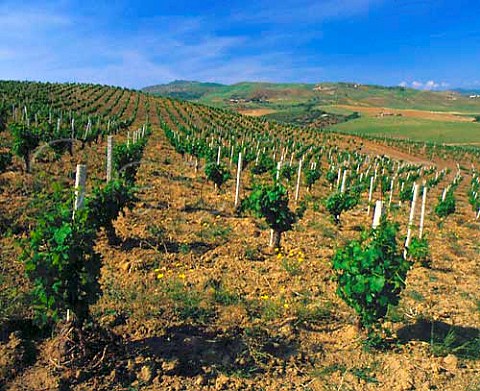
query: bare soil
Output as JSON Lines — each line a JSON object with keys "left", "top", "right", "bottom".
{"left": 335, "top": 105, "right": 475, "bottom": 122}
{"left": 0, "top": 95, "right": 479, "bottom": 391}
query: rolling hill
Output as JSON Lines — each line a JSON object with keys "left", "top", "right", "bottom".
{"left": 144, "top": 81, "right": 480, "bottom": 144}
{"left": 144, "top": 81, "right": 480, "bottom": 113}
{"left": 0, "top": 80, "right": 479, "bottom": 390}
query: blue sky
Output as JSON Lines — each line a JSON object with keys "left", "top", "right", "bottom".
{"left": 1, "top": 0, "right": 479, "bottom": 89}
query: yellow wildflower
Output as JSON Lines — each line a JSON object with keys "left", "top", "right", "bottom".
{"left": 156, "top": 273, "right": 164, "bottom": 279}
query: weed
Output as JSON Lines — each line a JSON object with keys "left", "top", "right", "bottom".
{"left": 147, "top": 224, "right": 166, "bottom": 242}
{"left": 162, "top": 279, "right": 213, "bottom": 322}
{"left": 197, "top": 223, "right": 231, "bottom": 242}
{"left": 430, "top": 327, "right": 480, "bottom": 359}
{"left": 408, "top": 290, "right": 425, "bottom": 302}
{"left": 261, "top": 297, "right": 283, "bottom": 321}
{"left": 204, "top": 279, "right": 241, "bottom": 306}
{"left": 294, "top": 302, "right": 333, "bottom": 326}
{"left": 311, "top": 363, "right": 347, "bottom": 378}
{"left": 350, "top": 366, "right": 379, "bottom": 384}
{"left": 311, "top": 363, "right": 379, "bottom": 385}
{"left": 179, "top": 243, "right": 190, "bottom": 254}
{"left": 277, "top": 247, "right": 305, "bottom": 276}
{"left": 243, "top": 246, "right": 263, "bottom": 261}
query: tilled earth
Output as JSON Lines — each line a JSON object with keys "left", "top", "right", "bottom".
{"left": 1, "top": 102, "right": 479, "bottom": 391}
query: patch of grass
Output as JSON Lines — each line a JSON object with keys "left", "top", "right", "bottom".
{"left": 408, "top": 290, "right": 426, "bottom": 302}
{"left": 386, "top": 306, "right": 403, "bottom": 323}
{"left": 197, "top": 222, "right": 232, "bottom": 242}
{"left": 450, "top": 242, "right": 467, "bottom": 257}
{"left": 219, "top": 366, "right": 259, "bottom": 379}
{"left": 332, "top": 115, "right": 480, "bottom": 143}
{"left": 255, "top": 220, "right": 269, "bottom": 231}
{"left": 312, "top": 363, "right": 379, "bottom": 385}
{"left": 294, "top": 302, "right": 333, "bottom": 326}
{"left": 0, "top": 277, "right": 26, "bottom": 323}
{"left": 430, "top": 327, "right": 480, "bottom": 359}
{"left": 311, "top": 363, "right": 347, "bottom": 378}
{"left": 278, "top": 248, "right": 305, "bottom": 276}
{"left": 179, "top": 243, "right": 190, "bottom": 254}
{"left": 320, "top": 224, "right": 336, "bottom": 240}
{"left": 205, "top": 279, "right": 241, "bottom": 306}
{"left": 243, "top": 246, "right": 263, "bottom": 261}
{"left": 162, "top": 279, "right": 214, "bottom": 322}
{"left": 261, "top": 298, "right": 283, "bottom": 321}
{"left": 350, "top": 366, "right": 379, "bottom": 384}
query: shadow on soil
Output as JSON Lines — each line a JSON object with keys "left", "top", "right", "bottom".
{"left": 397, "top": 319, "right": 480, "bottom": 359}
{"left": 127, "top": 325, "right": 299, "bottom": 377}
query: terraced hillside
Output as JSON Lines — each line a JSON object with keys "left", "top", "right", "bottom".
{"left": 0, "top": 81, "right": 479, "bottom": 391}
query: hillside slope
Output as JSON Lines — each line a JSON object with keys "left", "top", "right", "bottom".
{"left": 0, "top": 80, "right": 479, "bottom": 390}
{"left": 144, "top": 81, "right": 480, "bottom": 113}
{"left": 144, "top": 81, "right": 480, "bottom": 143}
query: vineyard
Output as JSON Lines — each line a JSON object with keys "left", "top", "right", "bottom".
{"left": 0, "top": 80, "right": 479, "bottom": 391}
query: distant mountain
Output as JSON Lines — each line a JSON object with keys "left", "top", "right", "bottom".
{"left": 143, "top": 80, "right": 317, "bottom": 102}
{"left": 143, "top": 80, "right": 226, "bottom": 100}
{"left": 144, "top": 80, "right": 480, "bottom": 111}
{"left": 453, "top": 88, "right": 480, "bottom": 96}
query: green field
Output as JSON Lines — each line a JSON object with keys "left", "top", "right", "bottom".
{"left": 144, "top": 81, "right": 480, "bottom": 144}
{"left": 331, "top": 115, "right": 480, "bottom": 144}
{"left": 144, "top": 81, "right": 480, "bottom": 113}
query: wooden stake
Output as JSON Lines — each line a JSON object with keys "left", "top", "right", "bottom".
{"left": 404, "top": 183, "right": 419, "bottom": 258}
{"left": 340, "top": 170, "right": 348, "bottom": 194}
{"left": 336, "top": 168, "right": 342, "bottom": 189}
{"left": 234, "top": 152, "right": 242, "bottom": 209}
{"left": 388, "top": 177, "right": 395, "bottom": 208}
{"left": 372, "top": 200, "right": 383, "bottom": 229}
{"left": 294, "top": 159, "right": 303, "bottom": 202}
{"left": 107, "top": 136, "right": 113, "bottom": 182}
{"left": 419, "top": 184, "right": 427, "bottom": 239}
{"left": 442, "top": 187, "right": 448, "bottom": 201}
{"left": 276, "top": 161, "right": 282, "bottom": 182}
{"left": 367, "top": 176, "right": 374, "bottom": 215}
{"left": 73, "top": 164, "right": 87, "bottom": 219}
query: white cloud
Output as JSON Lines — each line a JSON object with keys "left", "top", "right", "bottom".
{"left": 399, "top": 81, "right": 407, "bottom": 87}
{"left": 409, "top": 80, "right": 448, "bottom": 90}
{"left": 424, "top": 80, "right": 439, "bottom": 89}
{"left": 0, "top": 2, "right": 329, "bottom": 88}
{"left": 0, "top": 5, "right": 251, "bottom": 87}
